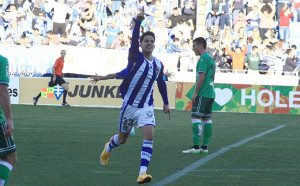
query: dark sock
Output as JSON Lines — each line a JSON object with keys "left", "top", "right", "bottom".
{"left": 63, "top": 90, "right": 68, "bottom": 103}
{"left": 36, "top": 93, "right": 41, "bottom": 100}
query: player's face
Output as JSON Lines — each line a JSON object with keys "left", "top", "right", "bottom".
{"left": 61, "top": 50, "right": 66, "bottom": 58}
{"left": 192, "top": 42, "right": 203, "bottom": 56}
{"left": 140, "top": 35, "right": 155, "bottom": 53}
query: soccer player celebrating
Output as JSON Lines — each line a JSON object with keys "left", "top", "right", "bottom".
{"left": 182, "top": 37, "right": 215, "bottom": 154}
{"left": 33, "top": 50, "right": 70, "bottom": 106}
{"left": 0, "top": 55, "right": 17, "bottom": 185}
{"left": 98, "top": 12, "right": 170, "bottom": 184}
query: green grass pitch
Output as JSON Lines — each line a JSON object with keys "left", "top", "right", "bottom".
{"left": 9, "top": 105, "right": 300, "bottom": 185}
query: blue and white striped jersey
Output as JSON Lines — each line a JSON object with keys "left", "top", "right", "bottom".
{"left": 119, "top": 20, "right": 169, "bottom": 108}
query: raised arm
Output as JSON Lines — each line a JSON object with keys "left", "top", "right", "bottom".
{"left": 225, "top": 44, "right": 235, "bottom": 56}
{"left": 128, "top": 13, "right": 144, "bottom": 64}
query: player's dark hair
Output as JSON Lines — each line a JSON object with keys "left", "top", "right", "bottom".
{"left": 140, "top": 31, "right": 155, "bottom": 43}
{"left": 193, "top": 37, "right": 207, "bottom": 50}
{"left": 287, "top": 49, "right": 293, "bottom": 55}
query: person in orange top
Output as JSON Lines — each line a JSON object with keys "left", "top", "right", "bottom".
{"left": 225, "top": 41, "right": 247, "bottom": 73}
{"left": 33, "top": 50, "right": 71, "bottom": 106}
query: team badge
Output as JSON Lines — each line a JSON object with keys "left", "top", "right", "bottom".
{"left": 155, "top": 67, "right": 160, "bottom": 76}
{"left": 147, "top": 111, "right": 153, "bottom": 117}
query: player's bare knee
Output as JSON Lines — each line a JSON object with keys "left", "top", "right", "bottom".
{"left": 118, "top": 137, "right": 128, "bottom": 144}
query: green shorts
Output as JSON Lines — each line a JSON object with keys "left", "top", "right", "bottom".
{"left": 191, "top": 96, "right": 214, "bottom": 119}
{"left": 0, "top": 121, "right": 16, "bottom": 157}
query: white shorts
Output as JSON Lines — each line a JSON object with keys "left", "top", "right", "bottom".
{"left": 119, "top": 104, "right": 156, "bottom": 133}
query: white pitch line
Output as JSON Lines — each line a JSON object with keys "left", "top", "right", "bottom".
{"left": 193, "top": 168, "right": 300, "bottom": 172}
{"left": 152, "top": 125, "right": 286, "bottom": 186}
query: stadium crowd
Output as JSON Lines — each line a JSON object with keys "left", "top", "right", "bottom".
{"left": 0, "top": 0, "right": 300, "bottom": 75}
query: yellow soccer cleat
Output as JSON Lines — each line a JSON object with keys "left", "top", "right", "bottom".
{"left": 100, "top": 142, "right": 110, "bottom": 166}
{"left": 137, "top": 172, "right": 152, "bottom": 184}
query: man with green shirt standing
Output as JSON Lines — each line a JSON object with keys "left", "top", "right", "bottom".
{"left": 0, "top": 55, "right": 17, "bottom": 185}
{"left": 183, "top": 37, "right": 215, "bottom": 154}
{"left": 244, "top": 46, "right": 260, "bottom": 74}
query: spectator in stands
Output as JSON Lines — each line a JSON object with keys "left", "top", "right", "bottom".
{"left": 165, "top": 0, "right": 179, "bottom": 17}
{"left": 208, "top": 26, "right": 220, "bottom": 43}
{"left": 260, "top": 45, "right": 277, "bottom": 74}
{"left": 172, "top": 19, "right": 192, "bottom": 42}
{"left": 166, "top": 7, "right": 184, "bottom": 30}
{"left": 92, "top": 31, "right": 101, "bottom": 47}
{"left": 3, "top": 33, "right": 14, "bottom": 44}
{"left": 179, "top": 40, "right": 196, "bottom": 72}
{"left": 207, "top": 0, "right": 221, "bottom": 30}
{"left": 181, "top": 0, "right": 196, "bottom": 23}
{"left": 283, "top": 48, "right": 299, "bottom": 74}
{"left": 176, "top": 30, "right": 186, "bottom": 47}
{"left": 219, "top": 0, "right": 231, "bottom": 30}
{"left": 273, "top": 39, "right": 286, "bottom": 59}
{"left": 6, "top": 20, "right": 23, "bottom": 43}
{"left": 78, "top": 30, "right": 96, "bottom": 47}
{"left": 0, "top": 8, "right": 7, "bottom": 40}
{"left": 153, "top": 0, "right": 164, "bottom": 24}
{"left": 153, "top": 19, "right": 168, "bottom": 53}
{"left": 221, "top": 26, "right": 233, "bottom": 46}
{"left": 218, "top": 47, "right": 232, "bottom": 72}
{"left": 41, "top": 30, "right": 60, "bottom": 45}
{"left": 61, "top": 33, "right": 79, "bottom": 46}
{"left": 279, "top": 3, "right": 294, "bottom": 43}
{"left": 259, "top": 3, "right": 276, "bottom": 40}
{"left": 15, "top": 35, "right": 25, "bottom": 46}
{"left": 233, "top": 13, "right": 247, "bottom": 33}
{"left": 52, "top": 0, "right": 72, "bottom": 35}
{"left": 5, "top": 4, "right": 18, "bottom": 22}
{"left": 111, "top": 31, "right": 124, "bottom": 49}
{"left": 291, "top": 45, "right": 300, "bottom": 63}
{"left": 245, "top": 4, "right": 260, "bottom": 34}
{"left": 225, "top": 40, "right": 248, "bottom": 73}
{"left": 167, "top": 37, "right": 186, "bottom": 54}
{"left": 104, "top": 19, "right": 120, "bottom": 48}
{"left": 27, "top": 10, "right": 48, "bottom": 36}
{"left": 144, "top": 0, "right": 156, "bottom": 31}
{"left": 277, "top": 0, "right": 291, "bottom": 21}
{"left": 207, "top": 39, "right": 220, "bottom": 63}
{"left": 24, "top": 36, "right": 32, "bottom": 48}
{"left": 244, "top": 45, "right": 260, "bottom": 74}
{"left": 94, "top": 0, "right": 113, "bottom": 36}
{"left": 251, "top": 27, "right": 262, "bottom": 47}
{"left": 232, "top": 0, "right": 245, "bottom": 22}
{"left": 293, "top": 0, "right": 300, "bottom": 22}
{"left": 246, "top": 0, "right": 260, "bottom": 15}
{"left": 31, "top": 28, "right": 45, "bottom": 46}
{"left": 234, "top": 27, "right": 247, "bottom": 43}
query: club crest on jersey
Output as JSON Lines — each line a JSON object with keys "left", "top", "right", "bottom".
{"left": 147, "top": 111, "right": 153, "bottom": 117}
{"left": 155, "top": 67, "right": 160, "bottom": 76}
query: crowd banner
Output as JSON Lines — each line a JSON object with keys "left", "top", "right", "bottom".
{"left": 0, "top": 45, "right": 178, "bottom": 77}
{"left": 8, "top": 76, "right": 19, "bottom": 104}
{"left": 176, "top": 82, "right": 300, "bottom": 114}
{"left": 19, "top": 77, "right": 176, "bottom": 109}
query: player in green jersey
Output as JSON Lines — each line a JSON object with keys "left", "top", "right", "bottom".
{"left": 182, "top": 37, "right": 215, "bottom": 154}
{"left": 0, "top": 55, "right": 17, "bottom": 185}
